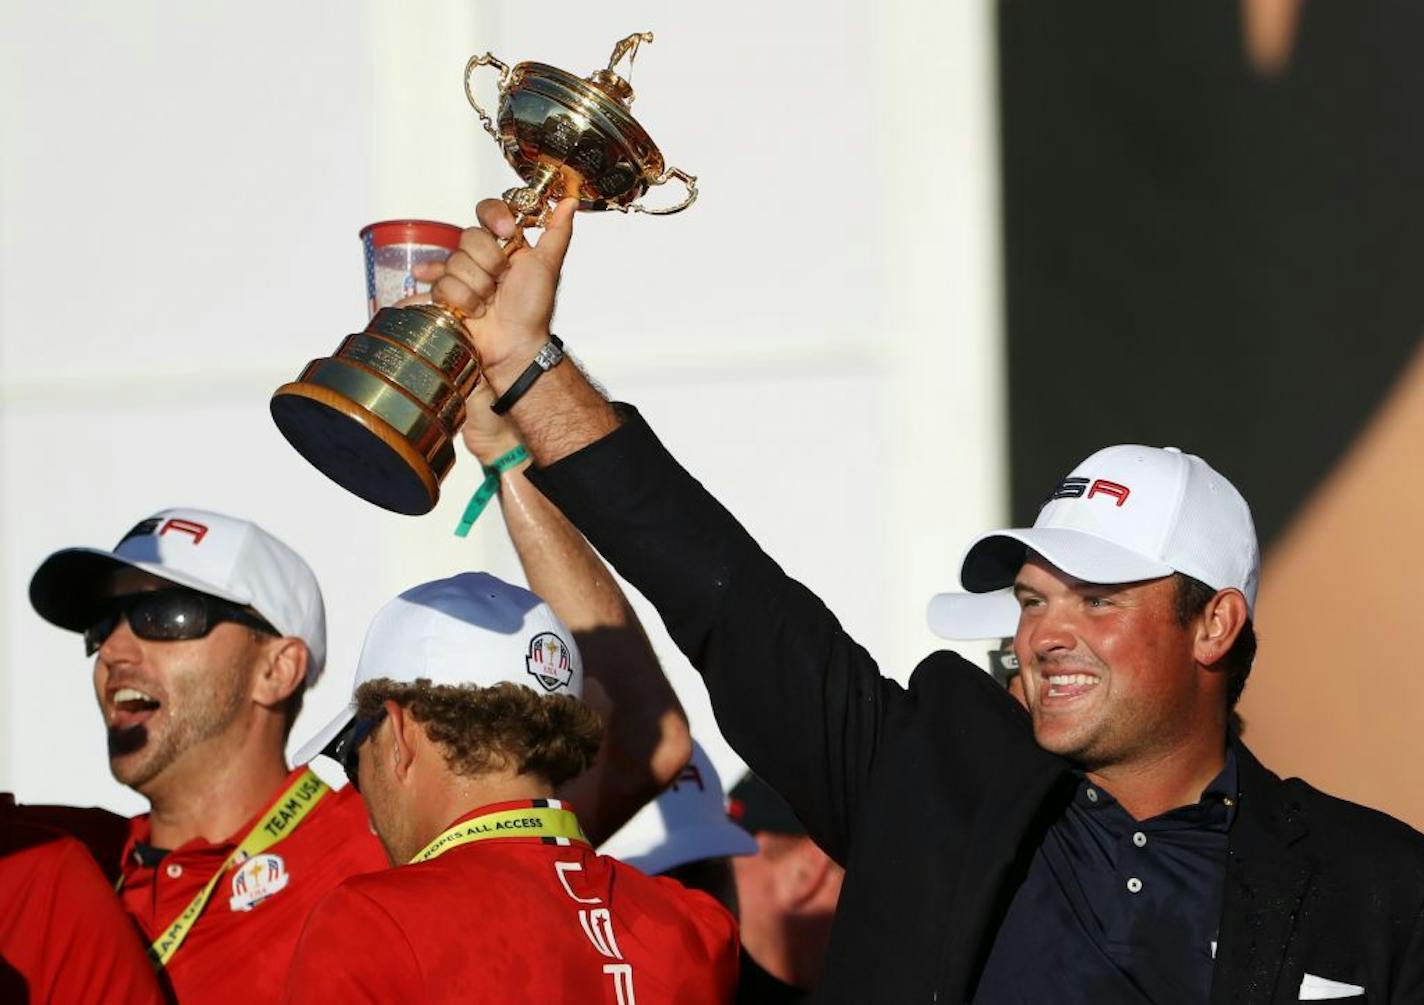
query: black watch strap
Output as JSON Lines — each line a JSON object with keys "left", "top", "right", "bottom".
{"left": 490, "top": 334, "right": 565, "bottom": 415}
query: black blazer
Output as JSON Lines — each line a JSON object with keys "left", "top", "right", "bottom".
{"left": 532, "top": 409, "right": 1424, "bottom": 1003}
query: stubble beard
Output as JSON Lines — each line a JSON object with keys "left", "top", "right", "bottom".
{"left": 1036, "top": 686, "right": 1168, "bottom": 775}
{"left": 110, "top": 668, "right": 250, "bottom": 793}
{"left": 363, "top": 775, "right": 410, "bottom": 866}
{"left": 1030, "top": 655, "right": 1119, "bottom": 770}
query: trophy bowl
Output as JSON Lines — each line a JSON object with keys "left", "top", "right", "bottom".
{"left": 270, "top": 32, "right": 696, "bottom": 516}
{"left": 468, "top": 31, "right": 698, "bottom": 223}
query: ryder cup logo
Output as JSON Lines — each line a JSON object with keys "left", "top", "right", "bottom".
{"left": 525, "top": 632, "right": 573, "bottom": 693}
{"left": 228, "top": 853, "right": 289, "bottom": 912}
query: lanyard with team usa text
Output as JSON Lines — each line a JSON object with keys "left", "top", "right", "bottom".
{"left": 126, "top": 768, "right": 330, "bottom": 971}
{"left": 410, "top": 801, "right": 587, "bottom": 864}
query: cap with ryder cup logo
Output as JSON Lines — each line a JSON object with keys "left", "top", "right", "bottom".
{"left": 927, "top": 444, "right": 1260, "bottom": 640}
{"left": 29, "top": 508, "right": 327, "bottom": 681}
{"left": 599, "top": 740, "right": 758, "bottom": 876}
{"left": 295, "top": 572, "right": 583, "bottom": 766}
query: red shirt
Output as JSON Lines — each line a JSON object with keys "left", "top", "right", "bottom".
{"left": 5, "top": 773, "right": 390, "bottom": 1003}
{"left": 117, "top": 770, "right": 389, "bottom": 1003}
{"left": 286, "top": 799, "right": 740, "bottom": 1004}
{"left": 0, "top": 818, "right": 163, "bottom": 1004}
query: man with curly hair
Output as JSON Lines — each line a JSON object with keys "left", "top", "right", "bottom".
{"left": 284, "top": 573, "right": 739, "bottom": 1004}
{"left": 15, "top": 391, "right": 692, "bottom": 1002}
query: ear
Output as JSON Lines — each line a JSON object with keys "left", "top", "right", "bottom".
{"left": 385, "top": 699, "right": 421, "bottom": 785}
{"left": 252, "top": 637, "right": 309, "bottom": 710}
{"left": 1192, "top": 589, "right": 1250, "bottom": 670}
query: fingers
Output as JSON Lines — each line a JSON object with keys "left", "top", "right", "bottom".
{"left": 432, "top": 273, "right": 488, "bottom": 319}
{"left": 432, "top": 197, "right": 575, "bottom": 317}
{"left": 532, "top": 198, "right": 578, "bottom": 271}
{"left": 432, "top": 225, "right": 508, "bottom": 317}
{"left": 476, "top": 198, "right": 518, "bottom": 239}
{"left": 410, "top": 261, "right": 445, "bottom": 283}
{"left": 455, "top": 225, "right": 509, "bottom": 278}
{"left": 391, "top": 291, "right": 433, "bottom": 309}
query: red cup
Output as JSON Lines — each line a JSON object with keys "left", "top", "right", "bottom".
{"left": 360, "top": 219, "right": 464, "bottom": 317}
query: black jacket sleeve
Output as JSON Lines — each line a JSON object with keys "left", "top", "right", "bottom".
{"left": 529, "top": 407, "right": 913, "bottom": 861}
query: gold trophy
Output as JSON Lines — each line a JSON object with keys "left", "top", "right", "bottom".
{"left": 270, "top": 32, "right": 698, "bottom": 515}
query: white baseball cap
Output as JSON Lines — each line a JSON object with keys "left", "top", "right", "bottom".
{"left": 29, "top": 508, "right": 327, "bottom": 681}
{"left": 295, "top": 572, "right": 583, "bottom": 765}
{"left": 598, "top": 740, "right": 758, "bottom": 876}
{"left": 927, "top": 445, "right": 1260, "bottom": 640}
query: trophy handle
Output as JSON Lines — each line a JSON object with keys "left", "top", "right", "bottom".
{"left": 464, "top": 53, "right": 512, "bottom": 144}
{"left": 623, "top": 167, "right": 699, "bottom": 216}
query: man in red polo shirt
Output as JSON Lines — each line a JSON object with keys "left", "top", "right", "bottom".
{"left": 286, "top": 573, "right": 738, "bottom": 1003}
{"left": 22, "top": 422, "right": 689, "bottom": 1001}
{"left": 25, "top": 508, "right": 387, "bottom": 1002}
{"left": 0, "top": 810, "right": 163, "bottom": 1003}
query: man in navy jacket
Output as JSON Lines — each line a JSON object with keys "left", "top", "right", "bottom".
{"left": 418, "top": 196, "right": 1424, "bottom": 1002}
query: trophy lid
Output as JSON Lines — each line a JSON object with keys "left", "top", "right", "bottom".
{"left": 467, "top": 32, "right": 695, "bottom": 218}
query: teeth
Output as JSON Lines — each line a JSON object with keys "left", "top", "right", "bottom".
{"left": 114, "top": 687, "right": 156, "bottom": 705}
{"left": 1047, "top": 674, "right": 1098, "bottom": 687}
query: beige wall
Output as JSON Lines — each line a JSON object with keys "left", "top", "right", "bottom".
{"left": 1239, "top": 341, "right": 1424, "bottom": 828}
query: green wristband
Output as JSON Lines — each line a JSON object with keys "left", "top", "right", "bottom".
{"left": 453, "top": 445, "right": 530, "bottom": 538}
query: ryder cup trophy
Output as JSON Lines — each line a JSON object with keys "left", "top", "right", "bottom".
{"left": 270, "top": 32, "right": 698, "bottom": 515}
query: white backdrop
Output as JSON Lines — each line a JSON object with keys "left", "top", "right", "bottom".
{"left": 0, "top": 0, "right": 1003, "bottom": 817}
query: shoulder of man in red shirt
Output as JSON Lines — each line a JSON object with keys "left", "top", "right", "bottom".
{"left": 286, "top": 839, "right": 739, "bottom": 1004}
{"left": 1, "top": 791, "right": 131, "bottom": 884}
{"left": 118, "top": 777, "right": 389, "bottom": 1005}
{"left": 0, "top": 816, "right": 164, "bottom": 1004}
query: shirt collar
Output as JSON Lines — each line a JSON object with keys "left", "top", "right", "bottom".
{"left": 1210, "top": 734, "right": 1241, "bottom": 825}
{"left": 122, "top": 765, "right": 315, "bottom": 870}
{"left": 1073, "top": 738, "right": 1240, "bottom": 823}
{"left": 442, "top": 796, "right": 580, "bottom": 832}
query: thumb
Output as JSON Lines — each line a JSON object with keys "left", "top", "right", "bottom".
{"left": 531, "top": 197, "right": 578, "bottom": 271}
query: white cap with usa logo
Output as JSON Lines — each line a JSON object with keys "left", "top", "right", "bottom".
{"left": 29, "top": 507, "right": 327, "bottom": 681}
{"left": 927, "top": 445, "right": 1261, "bottom": 640}
{"left": 294, "top": 572, "right": 583, "bottom": 766}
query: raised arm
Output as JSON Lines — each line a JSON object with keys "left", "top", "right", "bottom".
{"left": 457, "top": 384, "right": 690, "bottom": 846}
{"left": 428, "top": 199, "right": 909, "bottom": 859}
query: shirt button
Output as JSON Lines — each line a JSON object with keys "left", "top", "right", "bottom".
{"left": 1085, "top": 788, "right": 1099, "bottom": 803}
{"left": 1126, "top": 877, "right": 1143, "bottom": 894}
{"left": 1132, "top": 831, "right": 1147, "bottom": 848}
{"left": 165, "top": 863, "right": 183, "bottom": 879}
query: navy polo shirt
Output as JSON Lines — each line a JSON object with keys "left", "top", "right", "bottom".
{"left": 974, "top": 746, "right": 1238, "bottom": 1002}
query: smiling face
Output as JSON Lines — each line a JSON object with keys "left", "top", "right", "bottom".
{"left": 89, "top": 576, "right": 264, "bottom": 793}
{"left": 1012, "top": 554, "right": 1211, "bottom": 772}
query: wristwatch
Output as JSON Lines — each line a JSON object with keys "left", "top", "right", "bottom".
{"left": 490, "top": 334, "right": 565, "bottom": 415}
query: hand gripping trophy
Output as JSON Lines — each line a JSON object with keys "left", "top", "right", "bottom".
{"left": 270, "top": 32, "right": 697, "bottom": 515}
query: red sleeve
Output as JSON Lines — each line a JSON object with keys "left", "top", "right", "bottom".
{"left": 684, "top": 888, "right": 740, "bottom": 1004}
{"left": 0, "top": 824, "right": 163, "bottom": 1004}
{"left": 1, "top": 796, "right": 131, "bottom": 883}
{"left": 284, "top": 883, "right": 422, "bottom": 1003}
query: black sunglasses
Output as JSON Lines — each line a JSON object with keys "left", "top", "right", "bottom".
{"left": 325, "top": 709, "right": 387, "bottom": 793}
{"left": 84, "top": 589, "right": 279, "bottom": 656}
